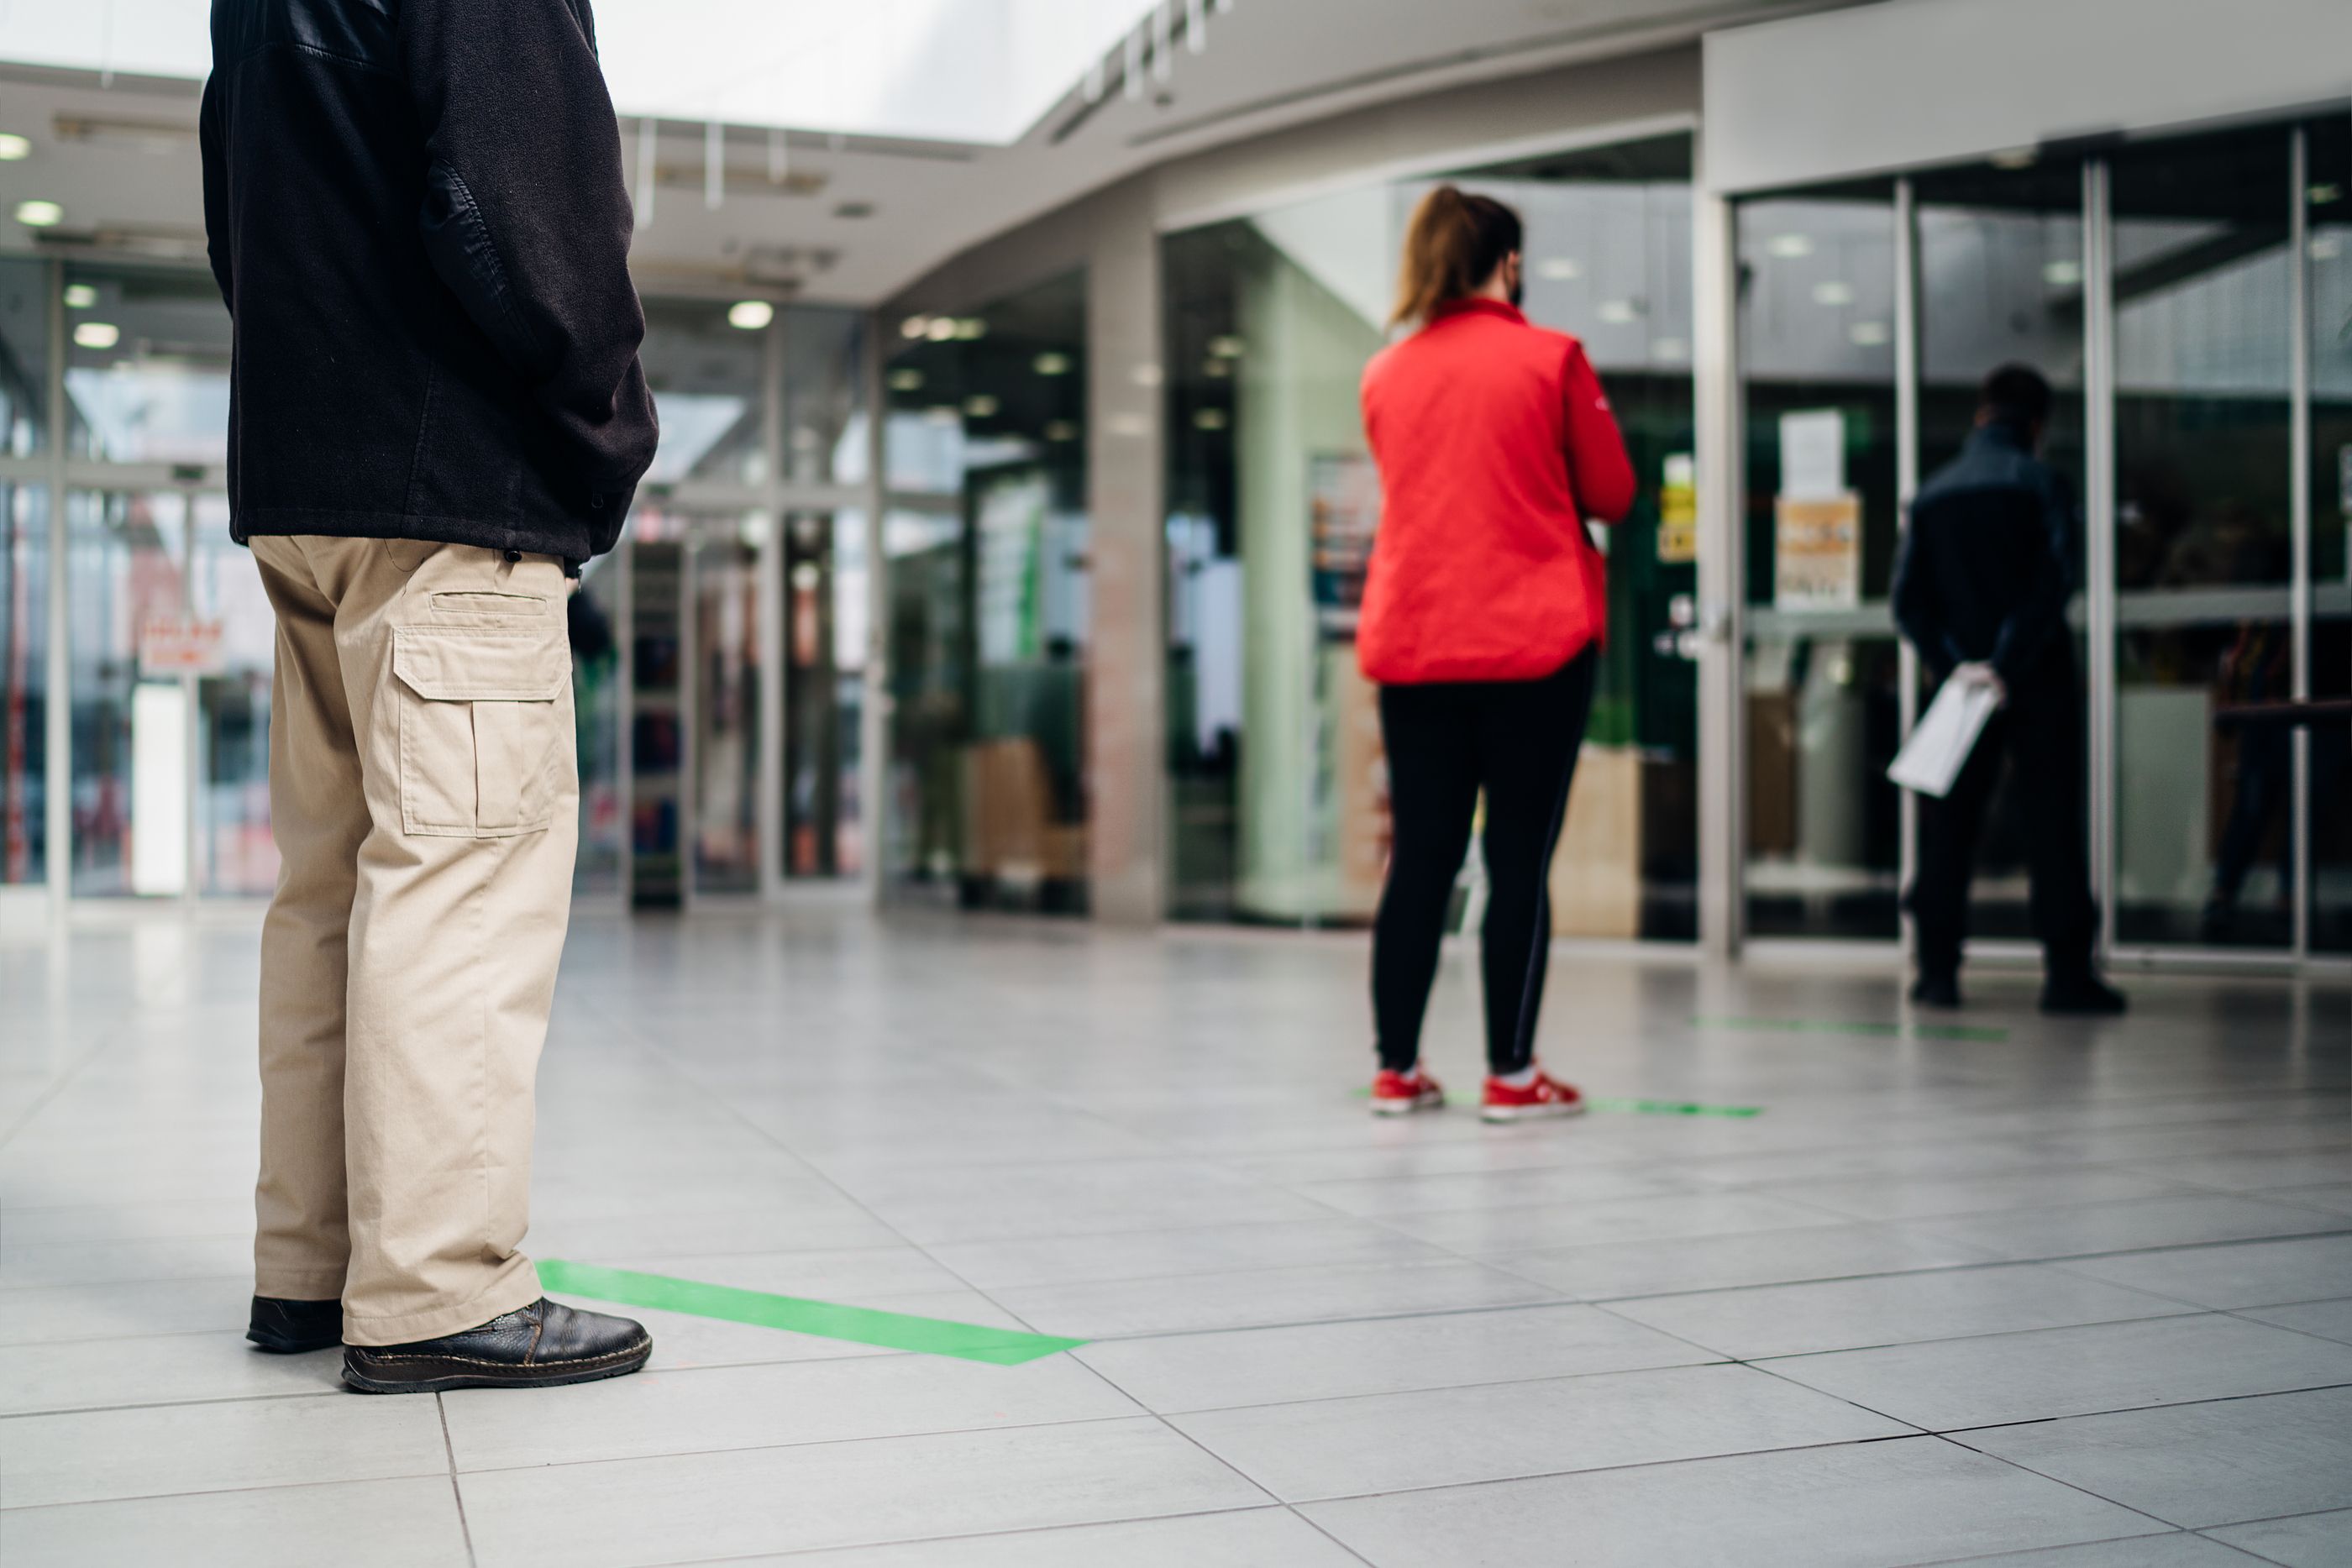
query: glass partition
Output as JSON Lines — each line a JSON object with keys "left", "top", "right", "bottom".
{"left": 690, "top": 518, "right": 765, "bottom": 896}
{"left": 1, "top": 483, "right": 45, "bottom": 884}
{"left": 783, "top": 509, "right": 867, "bottom": 878}
{"left": 63, "top": 265, "right": 233, "bottom": 466}
{"left": 1736, "top": 181, "right": 1903, "bottom": 940}
{"left": 640, "top": 299, "right": 767, "bottom": 487}
{"left": 783, "top": 307, "right": 869, "bottom": 485}
{"left": 0, "top": 259, "right": 48, "bottom": 456}
{"left": 2306, "top": 113, "right": 2352, "bottom": 952}
{"left": 67, "top": 490, "right": 191, "bottom": 895}
{"left": 882, "top": 270, "right": 1089, "bottom": 912}
{"left": 188, "top": 499, "right": 276, "bottom": 896}
{"left": 572, "top": 551, "right": 626, "bottom": 899}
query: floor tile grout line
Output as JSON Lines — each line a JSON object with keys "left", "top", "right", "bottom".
{"left": 1926, "top": 1377, "right": 2352, "bottom": 1439}
{"left": 1927, "top": 1429, "right": 2208, "bottom": 1538}
{"left": 623, "top": 1503, "right": 1347, "bottom": 1566}
{"left": 436, "top": 1391, "right": 479, "bottom": 1568}
{"left": 0, "top": 1465, "right": 460, "bottom": 1515}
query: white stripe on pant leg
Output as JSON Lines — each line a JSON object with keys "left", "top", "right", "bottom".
{"left": 1508, "top": 741, "right": 1582, "bottom": 1072}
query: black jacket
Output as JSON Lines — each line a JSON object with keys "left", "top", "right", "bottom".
{"left": 1893, "top": 422, "right": 2080, "bottom": 684}
{"left": 201, "top": 0, "right": 658, "bottom": 567}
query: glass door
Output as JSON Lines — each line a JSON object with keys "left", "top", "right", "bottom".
{"left": 782, "top": 509, "right": 867, "bottom": 878}
{"left": 2302, "top": 113, "right": 2351, "bottom": 953}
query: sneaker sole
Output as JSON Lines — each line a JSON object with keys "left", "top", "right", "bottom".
{"left": 1481, "top": 1101, "right": 1588, "bottom": 1123}
{"left": 342, "top": 1337, "right": 652, "bottom": 1395}
{"left": 1370, "top": 1094, "right": 1445, "bottom": 1116}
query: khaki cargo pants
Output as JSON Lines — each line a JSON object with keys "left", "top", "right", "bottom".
{"left": 249, "top": 536, "right": 576, "bottom": 1345}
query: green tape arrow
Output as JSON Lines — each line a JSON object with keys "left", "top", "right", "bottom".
{"left": 536, "top": 1260, "right": 1084, "bottom": 1366}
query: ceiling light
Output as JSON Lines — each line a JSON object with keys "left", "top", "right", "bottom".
{"left": 727, "top": 300, "right": 774, "bottom": 330}
{"left": 0, "top": 134, "right": 29, "bottom": 161}
{"left": 1045, "top": 420, "right": 1079, "bottom": 442}
{"left": 1765, "top": 233, "right": 1812, "bottom": 260}
{"left": 1537, "top": 258, "right": 1580, "bottom": 281}
{"left": 2043, "top": 259, "right": 2083, "bottom": 286}
{"left": 63, "top": 283, "right": 97, "bottom": 309}
{"left": 926, "top": 317, "right": 958, "bottom": 342}
{"left": 1650, "top": 338, "right": 1689, "bottom": 360}
{"left": 74, "top": 321, "right": 120, "bottom": 349}
{"left": 1207, "top": 334, "right": 1245, "bottom": 359}
{"left": 925, "top": 405, "right": 960, "bottom": 424}
{"left": 1812, "top": 281, "right": 1855, "bottom": 306}
{"left": 1597, "top": 300, "right": 1637, "bottom": 325}
{"left": 1192, "top": 408, "right": 1228, "bottom": 431}
{"left": 900, "top": 315, "right": 932, "bottom": 340}
{"left": 1032, "top": 352, "right": 1072, "bottom": 376}
{"left": 1988, "top": 147, "right": 2038, "bottom": 170}
{"left": 13, "top": 199, "right": 63, "bottom": 228}
{"left": 2311, "top": 235, "right": 2344, "bottom": 262}
{"left": 953, "top": 318, "right": 987, "bottom": 341}
{"left": 2311, "top": 183, "right": 2344, "bottom": 206}
{"left": 886, "top": 368, "right": 924, "bottom": 391}
{"left": 1849, "top": 321, "right": 1890, "bottom": 347}
{"left": 963, "top": 394, "right": 999, "bottom": 417}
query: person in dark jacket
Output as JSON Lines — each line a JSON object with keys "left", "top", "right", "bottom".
{"left": 1893, "top": 364, "right": 2124, "bottom": 1016}
{"left": 204, "top": 0, "right": 660, "bottom": 1392}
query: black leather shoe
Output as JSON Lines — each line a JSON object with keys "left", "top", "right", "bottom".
{"left": 344, "top": 1298, "right": 651, "bottom": 1394}
{"left": 248, "top": 1296, "right": 343, "bottom": 1354}
{"left": 2041, "top": 971, "right": 2128, "bottom": 1016}
{"left": 1909, "top": 972, "right": 1962, "bottom": 1009}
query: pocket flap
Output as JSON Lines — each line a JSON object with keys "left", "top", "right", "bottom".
{"left": 392, "top": 625, "right": 569, "bottom": 701}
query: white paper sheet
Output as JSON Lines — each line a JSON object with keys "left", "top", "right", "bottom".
{"left": 1887, "top": 678, "right": 2000, "bottom": 799}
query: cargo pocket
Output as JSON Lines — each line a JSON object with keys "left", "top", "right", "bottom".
{"left": 391, "top": 625, "right": 570, "bottom": 837}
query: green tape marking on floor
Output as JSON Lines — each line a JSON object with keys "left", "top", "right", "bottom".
{"left": 1693, "top": 1015, "right": 2009, "bottom": 1044}
{"left": 1587, "top": 1098, "right": 1763, "bottom": 1118}
{"left": 536, "top": 1260, "right": 1085, "bottom": 1366}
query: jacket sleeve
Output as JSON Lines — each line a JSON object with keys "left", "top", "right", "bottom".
{"left": 1987, "top": 466, "right": 2080, "bottom": 683}
{"left": 1891, "top": 511, "right": 1951, "bottom": 674}
{"left": 198, "top": 77, "right": 233, "bottom": 312}
{"left": 398, "top": 0, "right": 659, "bottom": 513}
{"left": 1562, "top": 342, "right": 1636, "bottom": 524}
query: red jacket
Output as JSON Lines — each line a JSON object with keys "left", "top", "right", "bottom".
{"left": 1357, "top": 299, "right": 1635, "bottom": 684}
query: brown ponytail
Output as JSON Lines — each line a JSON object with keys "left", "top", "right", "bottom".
{"left": 1391, "top": 184, "right": 1523, "bottom": 328}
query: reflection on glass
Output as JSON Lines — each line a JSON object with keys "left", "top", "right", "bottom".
{"left": 68, "top": 491, "right": 191, "bottom": 895}
{"left": 882, "top": 272, "right": 1089, "bottom": 912}
{"left": 0, "top": 484, "right": 46, "bottom": 883}
{"left": 571, "top": 552, "right": 625, "bottom": 898}
{"left": 783, "top": 307, "right": 869, "bottom": 485}
{"left": 187, "top": 499, "right": 277, "bottom": 895}
{"left": 1738, "top": 184, "right": 1901, "bottom": 938}
{"left": 691, "top": 522, "right": 764, "bottom": 895}
{"left": 0, "top": 260, "right": 48, "bottom": 455}
{"left": 2307, "top": 114, "right": 2352, "bottom": 952}
{"left": 2112, "top": 126, "right": 2295, "bottom": 947}
{"left": 783, "top": 510, "right": 866, "bottom": 878}
{"left": 1915, "top": 157, "right": 2089, "bottom": 946}
{"left": 1164, "top": 134, "right": 1699, "bottom": 934}
{"left": 64, "top": 265, "right": 233, "bottom": 465}
{"left": 640, "top": 300, "right": 765, "bottom": 485}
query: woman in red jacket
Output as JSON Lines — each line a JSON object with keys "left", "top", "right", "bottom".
{"left": 1359, "top": 185, "right": 1635, "bottom": 1121}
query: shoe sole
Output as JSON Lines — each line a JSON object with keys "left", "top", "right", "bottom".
{"left": 343, "top": 1337, "right": 652, "bottom": 1395}
{"left": 1481, "top": 1101, "right": 1588, "bottom": 1123}
{"left": 1370, "top": 1093, "right": 1445, "bottom": 1116}
{"left": 247, "top": 1329, "right": 342, "bottom": 1355}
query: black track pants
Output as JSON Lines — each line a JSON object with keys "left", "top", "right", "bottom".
{"left": 1372, "top": 651, "right": 1597, "bottom": 1076}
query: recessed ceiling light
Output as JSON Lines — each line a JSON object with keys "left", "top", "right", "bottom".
{"left": 1812, "top": 281, "right": 1855, "bottom": 306}
{"left": 926, "top": 317, "right": 958, "bottom": 342}
{"left": 886, "top": 368, "right": 924, "bottom": 391}
{"left": 963, "top": 394, "right": 999, "bottom": 417}
{"left": 2309, "top": 183, "right": 2343, "bottom": 206}
{"left": 2310, "top": 235, "right": 2344, "bottom": 261}
{"left": 1651, "top": 338, "right": 1689, "bottom": 360}
{"left": 953, "top": 318, "right": 987, "bottom": 341}
{"left": 727, "top": 300, "right": 774, "bottom": 330}
{"left": 1597, "top": 300, "right": 1638, "bottom": 324}
{"left": 63, "top": 283, "right": 97, "bottom": 309}
{"left": 74, "top": 321, "right": 120, "bottom": 349}
{"left": 1989, "top": 147, "right": 2038, "bottom": 170}
{"left": 1206, "top": 334, "right": 1244, "bottom": 359}
{"left": 13, "top": 199, "right": 63, "bottom": 228}
{"left": 900, "top": 315, "right": 932, "bottom": 340}
{"left": 2042, "top": 259, "right": 2083, "bottom": 286}
{"left": 925, "top": 405, "right": 960, "bottom": 424}
{"left": 1766, "top": 233, "right": 1812, "bottom": 260}
{"left": 0, "top": 134, "right": 30, "bottom": 161}
{"left": 1537, "top": 258, "right": 1580, "bottom": 281}
{"left": 1192, "top": 408, "right": 1228, "bottom": 431}
{"left": 1849, "top": 320, "right": 1890, "bottom": 347}
{"left": 1032, "top": 352, "right": 1072, "bottom": 376}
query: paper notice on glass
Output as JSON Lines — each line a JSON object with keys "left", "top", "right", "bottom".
{"left": 1887, "top": 679, "right": 2000, "bottom": 799}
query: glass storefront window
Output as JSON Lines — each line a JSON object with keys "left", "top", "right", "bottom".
{"left": 641, "top": 299, "right": 767, "bottom": 486}
{"left": 882, "top": 271, "right": 1089, "bottom": 912}
{"left": 187, "top": 499, "right": 276, "bottom": 896}
{"left": 1, "top": 260, "right": 48, "bottom": 456}
{"left": 1914, "top": 157, "right": 2090, "bottom": 949}
{"left": 1, "top": 484, "right": 46, "bottom": 884}
{"left": 1737, "top": 181, "right": 1903, "bottom": 940}
{"left": 784, "top": 509, "right": 867, "bottom": 878}
{"left": 692, "top": 518, "right": 765, "bottom": 896}
{"left": 67, "top": 490, "right": 191, "bottom": 895}
{"left": 783, "top": 307, "right": 869, "bottom": 485}
{"left": 2110, "top": 126, "right": 2296, "bottom": 948}
{"left": 2305, "top": 113, "right": 2352, "bottom": 952}
{"left": 63, "top": 265, "right": 233, "bottom": 466}
{"left": 572, "top": 550, "right": 626, "bottom": 899}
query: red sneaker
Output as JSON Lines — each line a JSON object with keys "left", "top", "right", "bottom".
{"left": 1370, "top": 1068, "right": 1446, "bottom": 1115}
{"left": 1481, "top": 1070, "right": 1585, "bottom": 1123}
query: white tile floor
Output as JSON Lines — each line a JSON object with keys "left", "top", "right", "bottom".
{"left": 3, "top": 903, "right": 2349, "bottom": 1566}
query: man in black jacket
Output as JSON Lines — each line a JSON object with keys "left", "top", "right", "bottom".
{"left": 1893, "top": 364, "right": 2125, "bottom": 1016}
{"left": 203, "top": 0, "right": 661, "bottom": 1391}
